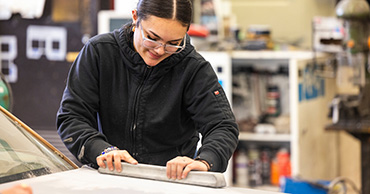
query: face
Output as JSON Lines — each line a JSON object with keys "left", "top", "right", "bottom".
{"left": 132, "top": 11, "right": 188, "bottom": 67}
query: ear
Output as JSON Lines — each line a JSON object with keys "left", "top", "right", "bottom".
{"left": 132, "top": 9, "right": 138, "bottom": 25}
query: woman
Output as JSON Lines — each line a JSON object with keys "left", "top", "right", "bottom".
{"left": 57, "top": 0, "right": 239, "bottom": 180}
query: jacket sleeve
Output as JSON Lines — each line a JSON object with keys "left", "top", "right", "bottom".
{"left": 56, "top": 41, "right": 112, "bottom": 166}
{"left": 184, "top": 56, "right": 239, "bottom": 172}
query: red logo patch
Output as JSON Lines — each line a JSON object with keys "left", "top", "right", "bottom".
{"left": 214, "top": 90, "right": 220, "bottom": 95}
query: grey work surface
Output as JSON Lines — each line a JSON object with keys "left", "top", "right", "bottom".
{"left": 98, "top": 162, "right": 226, "bottom": 188}
{"left": 0, "top": 166, "right": 283, "bottom": 194}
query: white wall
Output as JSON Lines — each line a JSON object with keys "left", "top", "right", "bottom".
{"left": 225, "top": 0, "right": 337, "bottom": 49}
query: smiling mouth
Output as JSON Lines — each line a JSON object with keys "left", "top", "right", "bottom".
{"left": 148, "top": 51, "right": 161, "bottom": 59}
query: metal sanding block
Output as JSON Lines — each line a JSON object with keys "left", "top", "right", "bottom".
{"left": 98, "top": 162, "right": 226, "bottom": 188}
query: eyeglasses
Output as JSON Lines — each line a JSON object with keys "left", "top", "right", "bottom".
{"left": 140, "top": 23, "right": 186, "bottom": 54}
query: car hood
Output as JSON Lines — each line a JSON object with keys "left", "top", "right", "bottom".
{"left": 0, "top": 166, "right": 281, "bottom": 194}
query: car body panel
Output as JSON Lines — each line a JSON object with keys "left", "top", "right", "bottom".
{"left": 0, "top": 166, "right": 282, "bottom": 194}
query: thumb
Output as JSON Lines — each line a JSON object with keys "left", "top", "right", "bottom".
{"left": 181, "top": 164, "right": 195, "bottom": 179}
{"left": 121, "top": 150, "right": 138, "bottom": 165}
{"left": 124, "top": 154, "right": 138, "bottom": 165}
{"left": 128, "top": 157, "right": 138, "bottom": 165}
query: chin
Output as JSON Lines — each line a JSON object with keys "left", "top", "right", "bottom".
{"left": 145, "top": 57, "right": 168, "bottom": 67}
{"left": 145, "top": 60, "right": 160, "bottom": 67}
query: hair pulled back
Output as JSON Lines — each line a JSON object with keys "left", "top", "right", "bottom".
{"left": 136, "top": 0, "right": 193, "bottom": 27}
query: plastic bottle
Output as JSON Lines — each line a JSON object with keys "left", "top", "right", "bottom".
{"left": 277, "top": 148, "right": 291, "bottom": 178}
{"left": 235, "top": 149, "right": 249, "bottom": 187}
{"left": 270, "top": 156, "right": 279, "bottom": 185}
{"left": 270, "top": 148, "right": 291, "bottom": 185}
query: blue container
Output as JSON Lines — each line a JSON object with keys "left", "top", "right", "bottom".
{"left": 280, "top": 177, "right": 330, "bottom": 194}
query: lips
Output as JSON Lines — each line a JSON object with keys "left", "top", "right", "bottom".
{"left": 148, "top": 51, "right": 161, "bottom": 59}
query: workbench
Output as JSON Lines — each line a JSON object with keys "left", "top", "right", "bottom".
{"left": 326, "top": 121, "right": 370, "bottom": 194}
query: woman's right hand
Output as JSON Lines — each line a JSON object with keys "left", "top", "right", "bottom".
{"left": 96, "top": 150, "right": 138, "bottom": 172}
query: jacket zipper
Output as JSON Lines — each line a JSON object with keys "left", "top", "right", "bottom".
{"left": 130, "top": 65, "right": 153, "bottom": 158}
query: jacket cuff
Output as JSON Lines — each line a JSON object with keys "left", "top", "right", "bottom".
{"left": 195, "top": 150, "right": 221, "bottom": 172}
{"left": 83, "top": 138, "right": 112, "bottom": 167}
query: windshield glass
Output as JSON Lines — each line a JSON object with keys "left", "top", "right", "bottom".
{"left": 0, "top": 110, "right": 76, "bottom": 184}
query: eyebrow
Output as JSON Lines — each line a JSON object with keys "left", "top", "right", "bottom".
{"left": 148, "top": 30, "right": 183, "bottom": 43}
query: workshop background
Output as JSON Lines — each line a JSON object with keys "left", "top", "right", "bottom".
{"left": 0, "top": 0, "right": 369, "bottom": 193}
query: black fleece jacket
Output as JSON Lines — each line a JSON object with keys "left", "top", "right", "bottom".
{"left": 56, "top": 25, "right": 239, "bottom": 172}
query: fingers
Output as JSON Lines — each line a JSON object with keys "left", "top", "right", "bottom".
{"left": 2, "top": 184, "right": 33, "bottom": 194}
{"left": 176, "top": 162, "right": 184, "bottom": 179}
{"left": 166, "top": 162, "right": 171, "bottom": 179}
{"left": 20, "top": 183, "right": 33, "bottom": 194}
{"left": 166, "top": 156, "right": 193, "bottom": 180}
{"left": 96, "top": 155, "right": 106, "bottom": 168}
{"left": 182, "top": 160, "right": 209, "bottom": 178}
{"left": 106, "top": 152, "right": 114, "bottom": 170}
{"left": 182, "top": 164, "right": 193, "bottom": 179}
{"left": 183, "top": 160, "right": 209, "bottom": 179}
{"left": 114, "top": 152, "right": 122, "bottom": 172}
{"left": 96, "top": 150, "right": 138, "bottom": 172}
{"left": 166, "top": 158, "right": 210, "bottom": 180}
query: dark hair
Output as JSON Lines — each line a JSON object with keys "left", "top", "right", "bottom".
{"left": 136, "top": 0, "right": 193, "bottom": 28}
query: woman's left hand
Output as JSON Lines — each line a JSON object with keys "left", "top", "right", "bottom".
{"left": 1, "top": 184, "right": 33, "bottom": 194}
{"left": 166, "top": 156, "right": 208, "bottom": 180}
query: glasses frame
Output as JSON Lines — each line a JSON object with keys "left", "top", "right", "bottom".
{"left": 139, "top": 23, "right": 186, "bottom": 54}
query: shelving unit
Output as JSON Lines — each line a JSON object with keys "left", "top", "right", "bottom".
{"left": 239, "top": 132, "right": 290, "bottom": 142}
{"left": 231, "top": 50, "right": 342, "bottom": 189}
{"left": 201, "top": 50, "right": 340, "bottom": 189}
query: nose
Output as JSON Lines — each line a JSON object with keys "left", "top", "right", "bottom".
{"left": 153, "top": 45, "right": 166, "bottom": 55}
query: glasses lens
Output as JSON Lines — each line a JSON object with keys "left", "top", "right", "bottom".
{"left": 143, "top": 39, "right": 160, "bottom": 49}
{"left": 166, "top": 45, "right": 182, "bottom": 53}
